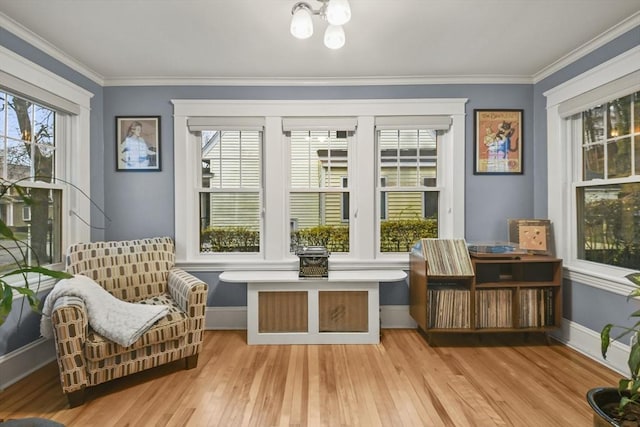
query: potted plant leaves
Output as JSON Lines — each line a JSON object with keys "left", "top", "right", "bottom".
{"left": 589, "top": 272, "right": 640, "bottom": 426}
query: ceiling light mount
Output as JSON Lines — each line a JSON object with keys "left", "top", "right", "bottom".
{"left": 290, "top": 0, "right": 351, "bottom": 49}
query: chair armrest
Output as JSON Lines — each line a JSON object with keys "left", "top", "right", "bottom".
{"left": 167, "top": 267, "right": 208, "bottom": 316}
{"left": 50, "top": 297, "right": 89, "bottom": 393}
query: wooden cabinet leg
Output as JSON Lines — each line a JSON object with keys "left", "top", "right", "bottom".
{"left": 67, "top": 387, "right": 86, "bottom": 408}
{"left": 185, "top": 354, "right": 199, "bottom": 370}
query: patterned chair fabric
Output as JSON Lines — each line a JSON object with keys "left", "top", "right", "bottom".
{"left": 50, "top": 237, "right": 208, "bottom": 407}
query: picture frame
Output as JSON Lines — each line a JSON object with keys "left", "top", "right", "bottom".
{"left": 116, "top": 116, "right": 161, "bottom": 171}
{"left": 507, "top": 219, "right": 553, "bottom": 256}
{"left": 474, "top": 109, "right": 523, "bottom": 175}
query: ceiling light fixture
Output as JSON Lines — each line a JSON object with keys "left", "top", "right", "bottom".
{"left": 290, "top": 0, "right": 351, "bottom": 49}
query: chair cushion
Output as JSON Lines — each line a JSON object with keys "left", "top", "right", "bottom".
{"left": 84, "top": 293, "right": 187, "bottom": 361}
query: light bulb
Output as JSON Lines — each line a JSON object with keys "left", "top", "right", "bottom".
{"left": 290, "top": 4, "right": 313, "bottom": 39}
{"left": 324, "top": 25, "right": 345, "bottom": 49}
{"left": 326, "top": 0, "right": 351, "bottom": 26}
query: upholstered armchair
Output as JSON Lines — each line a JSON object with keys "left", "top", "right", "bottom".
{"left": 47, "top": 237, "right": 207, "bottom": 407}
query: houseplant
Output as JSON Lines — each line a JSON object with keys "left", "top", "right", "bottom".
{"left": 0, "top": 180, "right": 71, "bottom": 325}
{"left": 590, "top": 272, "right": 640, "bottom": 426}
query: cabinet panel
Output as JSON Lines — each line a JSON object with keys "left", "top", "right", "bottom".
{"left": 258, "top": 291, "right": 308, "bottom": 333}
{"left": 319, "top": 291, "right": 368, "bottom": 332}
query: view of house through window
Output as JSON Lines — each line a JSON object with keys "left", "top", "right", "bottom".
{"left": 199, "top": 130, "right": 262, "bottom": 253}
{"left": 377, "top": 129, "right": 439, "bottom": 252}
{"left": 0, "top": 90, "right": 63, "bottom": 271}
{"left": 576, "top": 91, "right": 639, "bottom": 269}
{"left": 289, "top": 130, "right": 349, "bottom": 253}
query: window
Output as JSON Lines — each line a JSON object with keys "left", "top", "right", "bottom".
{"left": 0, "top": 91, "right": 63, "bottom": 270}
{"left": 546, "top": 50, "right": 639, "bottom": 289}
{"left": 198, "top": 129, "right": 262, "bottom": 253}
{"left": 289, "top": 129, "right": 350, "bottom": 253}
{"left": 0, "top": 47, "right": 92, "bottom": 285}
{"left": 173, "top": 99, "right": 466, "bottom": 268}
{"left": 573, "top": 92, "right": 639, "bottom": 269}
{"left": 376, "top": 120, "right": 447, "bottom": 253}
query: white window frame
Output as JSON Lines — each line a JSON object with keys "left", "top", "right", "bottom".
{"left": 545, "top": 46, "right": 640, "bottom": 295}
{"left": 0, "top": 46, "right": 92, "bottom": 280}
{"left": 173, "top": 99, "right": 467, "bottom": 270}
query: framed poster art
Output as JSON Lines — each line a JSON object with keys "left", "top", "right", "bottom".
{"left": 116, "top": 116, "right": 161, "bottom": 171}
{"left": 474, "top": 109, "right": 523, "bottom": 175}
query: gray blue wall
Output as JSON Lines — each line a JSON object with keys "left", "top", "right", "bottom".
{"left": 0, "top": 23, "right": 638, "bottom": 355}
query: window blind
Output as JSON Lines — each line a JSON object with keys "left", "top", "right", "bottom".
{"left": 282, "top": 117, "right": 357, "bottom": 132}
{"left": 558, "top": 70, "right": 640, "bottom": 118}
{"left": 187, "top": 117, "right": 265, "bottom": 131}
{"left": 0, "top": 70, "right": 80, "bottom": 115}
{"left": 375, "top": 116, "right": 452, "bottom": 130}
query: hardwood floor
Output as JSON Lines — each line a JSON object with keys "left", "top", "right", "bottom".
{"left": 0, "top": 329, "right": 619, "bottom": 426}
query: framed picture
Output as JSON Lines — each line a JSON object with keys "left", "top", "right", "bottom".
{"left": 508, "top": 219, "right": 553, "bottom": 255}
{"left": 474, "top": 109, "right": 523, "bottom": 174}
{"left": 116, "top": 116, "right": 161, "bottom": 171}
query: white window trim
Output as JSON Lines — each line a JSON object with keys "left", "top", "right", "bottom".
{"left": 0, "top": 46, "right": 93, "bottom": 286}
{"left": 544, "top": 45, "right": 640, "bottom": 295}
{"left": 173, "top": 99, "right": 467, "bottom": 270}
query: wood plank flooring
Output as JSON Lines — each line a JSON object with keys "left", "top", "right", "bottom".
{"left": 0, "top": 329, "right": 620, "bottom": 426}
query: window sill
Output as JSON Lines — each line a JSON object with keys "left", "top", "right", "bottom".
{"left": 564, "top": 263, "right": 636, "bottom": 296}
{"left": 176, "top": 256, "right": 410, "bottom": 273}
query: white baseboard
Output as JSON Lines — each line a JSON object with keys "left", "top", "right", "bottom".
{"left": 0, "top": 337, "right": 56, "bottom": 391}
{"left": 551, "top": 317, "right": 628, "bottom": 376}
{"left": 204, "top": 305, "right": 417, "bottom": 330}
{"left": 205, "top": 306, "right": 247, "bottom": 330}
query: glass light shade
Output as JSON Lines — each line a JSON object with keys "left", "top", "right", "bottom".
{"left": 290, "top": 6, "right": 314, "bottom": 39}
{"left": 326, "top": 0, "right": 351, "bottom": 26}
{"left": 324, "top": 25, "right": 345, "bottom": 49}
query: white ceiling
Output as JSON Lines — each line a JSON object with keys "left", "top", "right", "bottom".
{"left": 0, "top": 0, "right": 639, "bottom": 85}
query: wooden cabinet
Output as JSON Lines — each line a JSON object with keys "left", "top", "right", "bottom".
{"left": 471, "top": 254, "right": 562, "bottom": 331}
{"left": 409, "top": 239, "right": 562, "bottom": 339}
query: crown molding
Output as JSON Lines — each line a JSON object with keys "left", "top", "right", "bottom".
{"left": 533, "top": 11, "right": 640, "bottom": 84}
{"left": 0, "top": 12, "right": 105, "bottom": 86}
{"left": 103, "top": 74, "right": 534, "bottom": 87}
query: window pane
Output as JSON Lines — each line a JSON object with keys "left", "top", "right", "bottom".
{"left": 0, "top": 187, "right": 62, "bottom": 272}
{"left": 607, "top": 137, "right": 631, "bottom": 179}
{"left": 583, "top": 144, "right": 604, "bottom": 180}
{"left": 291, "top": 130, "right": 348, "bottom": 189}
{"left": 7, "top": 139, "right": 31, "bottom": 181}
{"left": 201, "top": 130, "right": 261, "bottom": 189}
{"left": 380, "top": 191, "right": 438, "bottom": 253}
{"left": 583, "top": 106, "right": 604, "bottom": 144}
{"left": 290, "top": 192, "right": 349, "bottom": 253}
{"left": 199, "top": 192, "right": 260, "bottom": 253}
{"left": 6, "top": 94, "right": 33, "bottom": 142}
{"left": 608, "top": 95, "right": 631, "bottom": 138}
{"left": 577, "top": 183, "right": 640, "bottom": 269}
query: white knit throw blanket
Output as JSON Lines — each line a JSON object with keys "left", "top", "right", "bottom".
{"left": 40, "top": 274, "right": 169, "bottom": 347}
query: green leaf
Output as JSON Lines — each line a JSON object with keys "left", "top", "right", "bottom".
{"left": 0, "top": 219, "right": 15, "bottom": 240}
{"left": 0, "top": 266, "right": 72, "bottom": 280}
{"left": 602, "top": 324, "right": 613, "bottom": 358}
{"left": 627, "top": 273, "right": 640, "bottom": 287}
{"left": 630, "top": 342, "right": 640, "bottom": 377}
{"left": 0, "top": 285, "right": 13, "bottom": 325}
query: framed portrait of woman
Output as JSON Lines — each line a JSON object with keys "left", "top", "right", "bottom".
{"left": 474, "top": 109, "right": 523, "bottom": 175}
{"left": 116, "top": 116, "right": 161, "bottom": 171}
